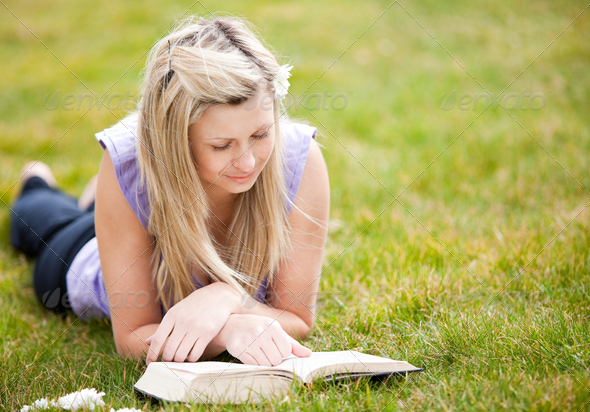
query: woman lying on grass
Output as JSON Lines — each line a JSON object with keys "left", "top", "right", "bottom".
{"left": 10, "top": 14, "right": 330, "bottom": 367}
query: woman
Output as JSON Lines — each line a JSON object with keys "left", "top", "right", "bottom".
{"left": 10, "top": 14, "right": 330, "bottom": 367}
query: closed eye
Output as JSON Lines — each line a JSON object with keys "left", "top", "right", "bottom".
{"left": 212, "top": 143, "right": 230, "bottom": 152}
{"left": 212, "top": 132, "right": 269, "bottom": 152}
{"left": 253, "top": 131, "right": 269, "bottom": 140}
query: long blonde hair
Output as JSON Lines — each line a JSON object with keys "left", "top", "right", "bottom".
{"left": 134, "top": 14, "right": 295, "bottom": 311}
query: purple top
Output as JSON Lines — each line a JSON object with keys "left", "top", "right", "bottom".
{"left": 66, "top": 113, "right": 317, "bottom": 321}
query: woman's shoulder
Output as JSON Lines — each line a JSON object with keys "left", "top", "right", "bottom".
{"left": 95, "top": 111, "right": 140, "bottom": 156}
{"left": 94, "top": 111, "right": 149, "bottom": 228}
{"left": 280, "top": 120, "right": 319, "bottom": 211}
{"left": 280, "top": 119, "right": 318, "bottom": 145}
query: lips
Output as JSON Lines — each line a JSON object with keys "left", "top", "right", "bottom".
{"left": 227, "top": 171, "right": 255, "bottom": 182}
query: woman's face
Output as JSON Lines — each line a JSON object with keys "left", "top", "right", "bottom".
{"left": 188, "top": 91, "right": 275, "bottom": 203}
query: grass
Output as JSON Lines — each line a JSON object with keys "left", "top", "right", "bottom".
{"left": 1, "top": 0, "right": 590, "bottom": 410}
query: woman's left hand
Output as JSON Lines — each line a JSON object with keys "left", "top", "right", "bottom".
{"left": 216, "top": 313, "right": 312, "bottom": 366}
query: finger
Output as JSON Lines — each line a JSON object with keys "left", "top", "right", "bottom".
{"left": 239, "top": 353, "right": 258, "bottom": 366}
{"left": 145, "top": 335, "right": 153, "bottom": 345}
{"left": 260, "top": 341, "right": 284, "bottom": 366}
{"left": 186, "top": 337, "right": 210, "bottom": 363}
{"left": 247, "top": 346, "right": 272, "bottom": 367}
{"left": 161, "top": 330, "right": 187, "bottom": 362}
{"left": 185, "top": 328, "right": 216, "bottom": 363}
{"left": 272, "top": 334, "right": 292, "bottom": 359}
{"left": 288, "top": 336, "right": 312, "bottom": 357}
{"left": 174, "top": 332, "right": 199, "bottom": 363}
{"left": 146, "top": 319, "right": 175, "bottom": 364}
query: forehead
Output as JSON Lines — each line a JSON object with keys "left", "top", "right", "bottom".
{"left": 190, "top": 93, "right": 275, "bottom": 140}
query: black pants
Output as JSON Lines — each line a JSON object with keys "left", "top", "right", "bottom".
{"left": 10, "top": 177, "right": 96, "bottom": 315}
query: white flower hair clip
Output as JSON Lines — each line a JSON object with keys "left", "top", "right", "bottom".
{"left": 273, "top": 64, "right": 293, "bottom": 102}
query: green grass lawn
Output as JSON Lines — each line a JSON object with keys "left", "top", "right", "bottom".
{"left": 2, "top": 0, "right": 590, "bottom": 410}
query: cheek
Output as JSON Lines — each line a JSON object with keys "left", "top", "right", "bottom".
{"left": 192, "top": 148, "right": 221, "bottom": 178}
{"left": 206, "top": 157, "right": 229, "bottom": 178}
{"left": 257, "top": 138, "right": 275, "bottom": 163}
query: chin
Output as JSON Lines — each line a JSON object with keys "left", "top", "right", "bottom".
{"left": 231, "top": 179, "right": 257, "bottom": 193}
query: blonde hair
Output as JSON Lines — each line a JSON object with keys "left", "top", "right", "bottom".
{"left": 133, "top": 13, "right": 298, "bottom": 312}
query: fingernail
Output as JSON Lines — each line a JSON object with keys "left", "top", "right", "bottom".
{"left": 146, "top": 360, "right": 151, "bottom": 366}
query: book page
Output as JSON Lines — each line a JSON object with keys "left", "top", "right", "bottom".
{"left": 277, "top": 351, "right": 416, "bottom": 382}
{"left": 155, "top": 361, "right": 264, "bottom": 376}
{"left": 150, "top": 360, "right": 297, "bottom": 380}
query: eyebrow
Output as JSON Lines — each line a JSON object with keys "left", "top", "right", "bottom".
{"left": 206, "top": 122, "right": 274, "bottom": 140}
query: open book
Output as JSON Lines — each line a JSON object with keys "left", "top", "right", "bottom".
{"left": 134, "top": 351, "right": 422, "bottom": 403}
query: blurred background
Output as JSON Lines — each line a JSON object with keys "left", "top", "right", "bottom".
{"left": 1, "top": 0, "right": 589, "bottom": 410}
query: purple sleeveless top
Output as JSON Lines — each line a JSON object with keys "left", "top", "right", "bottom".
{"left": 65, "top": 113, "right": 317, "bottom": 321}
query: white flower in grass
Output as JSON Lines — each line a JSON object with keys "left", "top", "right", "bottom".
{"left": 273, "top": 64, "right": 293, "bottom": 102}
{"left": 20, "top": 398, "right": 59, "bottom": 411}
{"left": 109, "top": 408, "right": 142, "bottom": 412}
{"left": 57, "top": 388, "right": 106, "bottom": 410}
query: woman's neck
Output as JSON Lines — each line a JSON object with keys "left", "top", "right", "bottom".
{"left": 206, "top": 190, "right": 236, "bottom": 230}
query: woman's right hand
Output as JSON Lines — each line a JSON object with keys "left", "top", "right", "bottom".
{"left": 216, "top": 313, "right": 312, "bottom": 367}
{"left": 144, "top": 282, "right": 241, "bottom": 364}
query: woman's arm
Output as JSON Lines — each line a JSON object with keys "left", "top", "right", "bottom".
{"left": 95, "top": 149, "right": 163, "bottom": 360}
{"left": 238, "top": 138, "right": 330, "bottom": 338}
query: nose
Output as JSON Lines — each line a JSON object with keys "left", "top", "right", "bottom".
{"left": 233, "top": 147, "right": 256, "bottom": 173}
